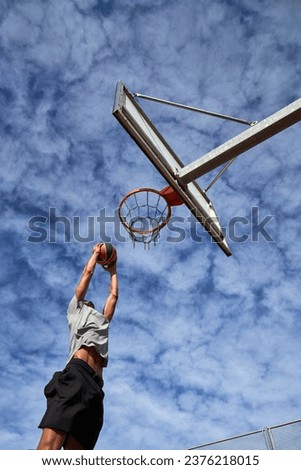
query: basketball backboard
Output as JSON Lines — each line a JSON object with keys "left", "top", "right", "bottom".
{"left": 113, "top": 81, "right": 231, "bottom": 256}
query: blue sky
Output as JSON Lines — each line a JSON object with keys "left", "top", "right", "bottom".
{"left": 0, "top": 0, "right": 301, "bottom": 450}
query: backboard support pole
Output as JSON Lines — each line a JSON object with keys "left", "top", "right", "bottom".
{"left": 177, "top": 98, "right": 301, "bottom": 184}
{"left": 133, "top": 92, "right": 256, "bottom": 126}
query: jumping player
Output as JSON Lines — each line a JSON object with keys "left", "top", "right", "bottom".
{"left": 37, "top": 243, "right": 118, "bottom": 449}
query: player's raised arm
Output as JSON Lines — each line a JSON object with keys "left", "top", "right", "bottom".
{"left": 75, "top": 243, "right": 103, "bottom": 301}
{"left": 102, "top": 262, "right": 119, "bottom": 322}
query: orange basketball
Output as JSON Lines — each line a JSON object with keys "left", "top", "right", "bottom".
{"left": 96, "top": 243, "right": 117, "bottom": 268}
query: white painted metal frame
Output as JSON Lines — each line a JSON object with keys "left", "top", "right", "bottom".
{"left": 178, "top": 98, "right": 301, "bottom": 183}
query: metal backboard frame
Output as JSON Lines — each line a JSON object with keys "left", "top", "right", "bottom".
{"left": 113, "top": 81, "right": 231, "bottom": 256}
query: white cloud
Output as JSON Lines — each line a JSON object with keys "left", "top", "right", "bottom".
{"left": 0, "top": 0, "right": 300, "bottom": 451}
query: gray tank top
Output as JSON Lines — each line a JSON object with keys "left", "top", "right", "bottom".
{"left": 67, "top": 296, "right": 109, "bottom": 366}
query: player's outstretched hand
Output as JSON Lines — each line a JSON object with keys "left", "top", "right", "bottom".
{"left": 92, "top": 242, "right": 103, "bottom": 256}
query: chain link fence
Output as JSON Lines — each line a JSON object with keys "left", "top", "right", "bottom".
{"left": 189, "top": 419, "right": 301, "bottom": 450}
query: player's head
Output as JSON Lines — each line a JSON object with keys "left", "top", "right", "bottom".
{"left": 83, "top": 300, "right": 95, "bottom": 308}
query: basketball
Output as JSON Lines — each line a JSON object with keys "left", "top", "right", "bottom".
{"left": 96, "top": 243, "right": 117, "bottom": 268}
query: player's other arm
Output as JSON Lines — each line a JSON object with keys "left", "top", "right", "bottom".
{"left": 75, "top": 243, "right": 103, "bottom": 301}
{"left": 102, "top": 263, "right": 119, "bottom": 322}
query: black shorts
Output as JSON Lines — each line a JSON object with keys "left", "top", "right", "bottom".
{"left": 38, "top": 358, "right": 105, "bottom": 449}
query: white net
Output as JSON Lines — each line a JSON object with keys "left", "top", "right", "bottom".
{"left": 118, "top": 188, "right": 171, "bottom": 247}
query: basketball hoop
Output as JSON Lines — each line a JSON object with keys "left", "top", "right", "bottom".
{"left": 118, "top": 186, "right": 183, "bottom": 248}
